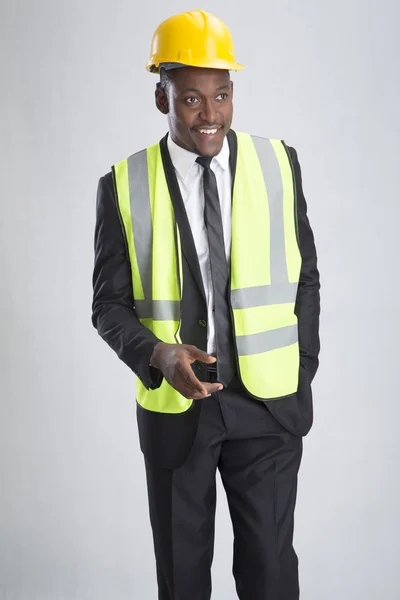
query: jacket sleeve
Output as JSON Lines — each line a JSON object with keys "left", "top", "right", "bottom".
{"left": 288, "top": 146, "right": 321, "bottom": 381}
{"left": 91, "top": 171, "right": 163, "bottom": 390}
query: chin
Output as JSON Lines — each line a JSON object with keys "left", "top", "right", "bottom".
{"left": 196, "top": 139, "right": 224, "bottom": 158}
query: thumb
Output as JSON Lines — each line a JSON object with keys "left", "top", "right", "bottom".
{"left": 187, "top": 346, "right": 217, "bottom": 364}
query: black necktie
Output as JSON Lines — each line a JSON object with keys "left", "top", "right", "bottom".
{"left": 196, "top": 156, "right": 235, "bottom": 387}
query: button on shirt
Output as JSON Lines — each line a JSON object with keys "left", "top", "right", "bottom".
{"left": 167, "top": 134, "right": 232, "bottom": 354}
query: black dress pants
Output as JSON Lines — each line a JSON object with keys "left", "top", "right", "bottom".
{"left": 144, "top": 378, "right": 303, "bottom": 600}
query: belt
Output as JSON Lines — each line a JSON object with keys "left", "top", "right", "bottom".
{"left": 197, "top": 360, "right": 219, "bottom": 382}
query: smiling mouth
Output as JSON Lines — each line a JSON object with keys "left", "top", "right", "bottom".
{"left": 194, "top": 126, "right": 222, "bottom": 136}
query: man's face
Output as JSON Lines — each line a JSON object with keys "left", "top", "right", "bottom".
{"left": 156, "top": 67, "right": 233, "bottom": 157}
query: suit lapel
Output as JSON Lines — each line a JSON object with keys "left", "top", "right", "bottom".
{"left": 227, "top": 129, "right": 238, "bottom": 193}
{"left": 159, "top": 134, "right": 206, "bottom": 302}
{"left": 226, "top": 129, "right": 238, "bottom": 277}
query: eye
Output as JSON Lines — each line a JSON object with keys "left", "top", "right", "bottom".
{"left": 216, "top": 93, "right": 229, "bottom": 101}
{"left": 185, "top": 97, "right": 200, "bottom": 105}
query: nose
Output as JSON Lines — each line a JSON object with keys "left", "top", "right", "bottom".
{"left": 199, "top": 98, "right": 217, "bottom": 124}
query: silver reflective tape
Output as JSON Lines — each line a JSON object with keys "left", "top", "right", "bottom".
{"left": 250, "top": 136, "right": 288, "bottom": 285}
{"left": 231, "top": 282, "right": 298, "bottom": 309}
{"left": 134, "top": 299, "right": 180, "bottom": 321}
{"left": 127, "top": 150, "right": 153, "bottom": 300}
{"left": 236, "top": 324, "right": 298, "bottom": 356}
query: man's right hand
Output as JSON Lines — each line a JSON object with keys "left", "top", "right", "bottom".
{"left": 150, "top": 342, "right": 223, "bottom": 399}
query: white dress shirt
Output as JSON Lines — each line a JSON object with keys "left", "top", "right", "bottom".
{"left": 167, "top": 134, "right": 232, "bottom": 354}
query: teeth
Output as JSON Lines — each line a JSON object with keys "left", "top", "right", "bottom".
{"left": 198, "top": 128, "right": 218, "bottom": 135}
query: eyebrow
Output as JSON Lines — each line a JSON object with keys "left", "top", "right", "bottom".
{"left": 180, "top": 85, "right": 230, "bottom": 94}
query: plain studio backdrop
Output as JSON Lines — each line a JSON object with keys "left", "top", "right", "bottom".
{"left": 1, "top": 1, "right": 399, "bottom": 599}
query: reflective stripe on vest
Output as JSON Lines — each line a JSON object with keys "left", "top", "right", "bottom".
{"left": 113, "top": 132, "right": 301, "bottom": 412}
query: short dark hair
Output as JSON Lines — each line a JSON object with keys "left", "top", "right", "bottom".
{"left": 157, "top": 66, "right": 231, "bottom": 93}
{"left": 159, "top": 67, "right": 173, "bottom": 94}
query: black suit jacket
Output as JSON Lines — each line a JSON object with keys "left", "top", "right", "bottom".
{"left": 92, "top": 131, "right": 320, "bottom": 468}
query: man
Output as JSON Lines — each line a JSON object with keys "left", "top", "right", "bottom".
{"left": 92, "top": 9, "right": 320, "bottom": 600}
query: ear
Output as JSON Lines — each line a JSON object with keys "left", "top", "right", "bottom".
{"left": 155, "top": 87, "right": 169, "bottom": 115}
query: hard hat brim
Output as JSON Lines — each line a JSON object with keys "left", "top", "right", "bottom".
{"left": 146, "top": 58, "right": 244, "bottom": 74}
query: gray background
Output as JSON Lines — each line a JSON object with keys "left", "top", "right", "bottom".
{"left": 1, "top": 0, "right": 399, "bottom": 598}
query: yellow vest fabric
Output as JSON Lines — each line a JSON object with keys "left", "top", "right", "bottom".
{"left": 113, "top": 132, "right": 301, "bottom": 413}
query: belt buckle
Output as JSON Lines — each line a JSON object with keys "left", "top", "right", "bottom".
{"left": 205, "top": 362, "right": 217, "bottom": 373}
{"left": 204, "top": 361, "right": 218, "bottom": 382}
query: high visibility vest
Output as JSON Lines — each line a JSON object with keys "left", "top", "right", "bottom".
{"left": 113, "top": 132, "right": 301, "bottom": 414}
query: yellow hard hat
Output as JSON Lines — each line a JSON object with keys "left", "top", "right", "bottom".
{"left": 146, "top": 9, "right": 244, "bottom": 74}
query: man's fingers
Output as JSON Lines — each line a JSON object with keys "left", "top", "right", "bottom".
{"left": 192, "top": 383, "right": 223, "bottom": 399}
{"left": 187, "top": 345, "right": 217, "bottom": 364}
{"left": 203, "top": 382, "right": 224, "bottom": 395}
{"left": 173, "top": 370, "right": 223, "bottom": 400}
{"left": 167, "top": 352, "right": 224, "bottom": 399}
{"left": 175, "top": 362, "right": 208, "bottom": 397}
{"left": 173, "top": 379, "right": 223, "bottom": 400}
{"left": 192, "top": 390, "right": 211, "bottom": 400}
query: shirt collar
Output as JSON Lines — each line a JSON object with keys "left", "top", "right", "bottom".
{"left": 167, "top": 133, "right": 230, "bottom": 181}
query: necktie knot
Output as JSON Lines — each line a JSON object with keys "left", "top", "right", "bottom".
{"left": 196, "top": 156, "right": 213, "bottom": 170}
